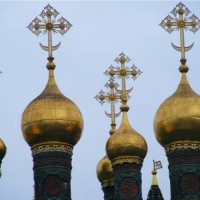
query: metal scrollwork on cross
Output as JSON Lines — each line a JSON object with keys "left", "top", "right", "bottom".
{"left": 160, "top": 2, "right": 200, "bottom": 60}
{"left": 95, "top": 77, "right": 121, "bottom": 135}
{"left": 104, "top": 52, "right": 142, "bottom": 103}
{"left": 27, "top": 4, "right": 72, "bottom": 59}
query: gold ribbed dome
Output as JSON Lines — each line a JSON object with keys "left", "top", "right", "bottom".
{"left": 0, "top": 138, "right": 6, "bottom": 161}
{"left": 154, "top": 70, "right": 200, "bottom": 147}
{"left": 21, "top": 69, "right": 83, "bottom": 147}
{"left": 96, "top": 156, "right": 113, "bottom": 186}
{"left": 106, "top": 112, "right": 148, "bottom": 164}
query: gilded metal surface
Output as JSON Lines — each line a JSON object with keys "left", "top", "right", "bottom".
{"left": 154, "top": 73, "right": 200, "bottom": 147}
{"left": 27, "top": 4, "right": 72, "bottom": 58}
{"left": 104, "top": 53, "right": 142, "bottom": 96}
{"left": 0, "top": 138, "right": 6, "bottom": 160}
{"left": 106, "top": 112, "right": 147, "bottom": 162}
{"left": 96, "top": 156, "right": 113, "bottom": 185}
{"left": 31, "top": 142, "right": 73, "bottom": 155}
{"left": 101, "top": 180, "right": 114, "bottom": 188}
{"left": 21, "top": 70, "right": 83, "bottom": 147}
{"left": 160, "top": 2, "right": 200, "bottom": 59}
{"left": 111, "top": 156, "right": 143, "bottom": 166}
{"left": 151, "top": 170, "right": 158, "bottom": 186}
{"left": 165, "top": 141, "right": 200, "bottom": 153}
{"left": 95, "top": 77, "right": 121, "bottom": 134}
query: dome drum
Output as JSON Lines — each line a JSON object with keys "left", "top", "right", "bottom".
{"left": 111, "top": 156, "right": 144, "bottom": 167}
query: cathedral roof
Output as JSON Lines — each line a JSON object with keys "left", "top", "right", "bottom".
{"left": 106, "top": 54, "right": 147, "bottom": 165}
{"left": 21, "top": 5, "right": 83, "bottom": 148}
{"left": 154, "top": 61, "right": 200, "bottom": 148}
{"left": 96, "top": 156, "right": 113, "bottom": 188}
{"left": 147, "top": 185, "right": 164, "bottom": 200}
{"left": 154, "top": 2, "right": 200, "bottom": 149}
{"left": 21, "top": 64, "right": 83, "bottom": 147}
{"left": 147, "top": 170, "right": 164, "bottom": 200}
{"left": 106, "top": 110, "right": 147, "bottom": 164}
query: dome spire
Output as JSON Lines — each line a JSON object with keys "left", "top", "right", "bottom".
{"left": 155, "top": 2, "right": 200, "bottom": 148}
{"left": 154, "top": 3, "right": 200, "bottom": 199}
{"left": 151, "top": 160, "right": 162, "bottom": 186}
{"left": 147, "top": 160, "right": 164, "bottom": 200}
{"left": 106, "top": 53, "right": 147, "bottom": 200}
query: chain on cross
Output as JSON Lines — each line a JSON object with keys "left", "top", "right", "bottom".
{"left": 160, "top": 2, "right": 200, "bottom": 60}
{"left": 104, "top": 52, "right": 142, "bottom": 103}
{"left": 27, "top": 4, "right": 72, "bottom": 59}
{"left": 95, "top": 77, "right": 121, "bottom": 135}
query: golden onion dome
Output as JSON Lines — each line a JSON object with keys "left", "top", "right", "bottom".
{"left": 96, "top": 156, "right": 113, "bottom": 186}
{"left": 21, "top": 66, "right": 83, "bottom": 147}
{"left": 0, "top": 138, "right": 6, "bottom": 161}
{"left": 106, "top": 111, "right": 148, "bottom": 164}
{"left": 154, "top": 63, "right": 200, "bottom": 147}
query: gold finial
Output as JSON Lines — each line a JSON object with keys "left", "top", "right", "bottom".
{"left": 151, "top": 160, "right": 162, "bottom": 186}
{"left": 27, "top": 4, "right": 72, "bottom": 69}
{"left": 160, "top": 2, "right": 200, "bottom": 72}
{"left": 95, "top": 77, "right": 121, "bottom": 135}
{"left": 104, "top": 52, "right": 142, "bottom": 112}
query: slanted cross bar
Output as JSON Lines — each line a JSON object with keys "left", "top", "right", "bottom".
{"left": 95, "top": 78, "right": 121, "bottom": 134}
{"left": 104, "top": 53, "right": 142, "bottom": 103}
{"left": 27, "top": 4, "right": 72, "bottom": 58}
{"left": 160, "top": 2, "right": 200, "bottom": 59}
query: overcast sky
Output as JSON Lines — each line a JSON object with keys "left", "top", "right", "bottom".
{"left": 0, "top": 1, "right": 200, "bottom": 200}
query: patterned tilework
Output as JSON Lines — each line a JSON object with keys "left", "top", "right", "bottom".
{"left": 113, "top": 163, "right": 143, "bottom": 200}
{"left": 167, "top": 149, "right": 200, "bottom": 199}
{"left": 33, "top": 149, "right": 72, "bottom": 200}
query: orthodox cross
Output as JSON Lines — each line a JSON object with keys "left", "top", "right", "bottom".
{"left": 27, "top": 4, "right": 72, "bottom": 59}
{"left": 95, "top": 77, "right": 121, "bottom": 135}
{"left": 104, "top": 53, "right": 142, "bottom": 106}
{"left": 160, "top": 2, "right": 200, "bottom": 60}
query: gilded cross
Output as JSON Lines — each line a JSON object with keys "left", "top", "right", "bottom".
{"left": 95, "top": 77, "right": 121, "bottom": 135}
{"left": 160, "top": 2, "right": 200, "bottom": 59}
{"left": 27, "top": 4, "right": 72, "bottom": 58}
{"left": 104, "top": 52, "right": 142, "bottom": 103}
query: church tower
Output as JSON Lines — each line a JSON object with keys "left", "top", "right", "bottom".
{"left": 21, "top": 5, "right": 83, "bottom": 200}
{"left": 105, "top": 53, "right": 148, "bottom": 200}
{"left": 96, "top": 77, "right": 121, "bottom": 200}
{"left": 154, "top": 2, "right": 200, "bottom": 199}
{"left": 147, "top": 161, "right": 164, "bottom": 200}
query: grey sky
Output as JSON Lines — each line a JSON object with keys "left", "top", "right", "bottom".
{"left": 0, "top": 1, "right": 200, "bottom": 200}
